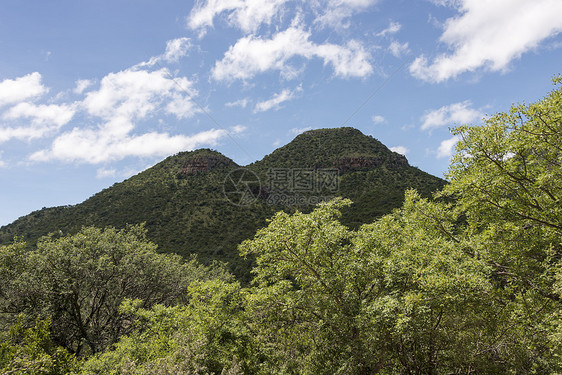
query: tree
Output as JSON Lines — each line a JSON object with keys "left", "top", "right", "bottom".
{"left": 0, "top": 315, "right": 77, "bottom": 375}
{"left": 0, "top": 225, "right": 232, "bottom": 356}
{"left": 440, "top": 75, "right": 562, "bottom": 370}
{"left": 240, "top": 196, "right": 495, "bottom": 374}
{"left": 81, "top": 280, "right": 257, "bottom": 375}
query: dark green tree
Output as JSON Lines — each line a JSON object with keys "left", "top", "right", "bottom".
{"left": 0, "top": 225, "right": 231, "bottom": 356}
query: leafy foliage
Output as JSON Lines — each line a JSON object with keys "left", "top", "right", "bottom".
{"left": 438, "top": 75, "right": 562, "bottom": 371}
{"left": 81, "top": 280, "right": 257, "bottom": 375}
{"left": 0, "top": 315, "right": 78, "bottom": 375}
{"left": 240, "top": 196, "right": 497, "bottom": 373}
{"left": 0, "top": 225, "right": 232, "bottom": 356}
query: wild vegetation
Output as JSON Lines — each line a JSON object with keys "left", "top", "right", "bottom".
{"left": 0, "top": 128, "right": 444, "bottom": 281}
{"left": 1, "top": 76, "right": 561, "bottom": 374}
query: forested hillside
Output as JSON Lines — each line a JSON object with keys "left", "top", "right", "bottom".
{"left": 1, "top": 77, "right": 561, "bottom": 374}
{"left": 0, "top": 128, "right": 445, "bottom": 279}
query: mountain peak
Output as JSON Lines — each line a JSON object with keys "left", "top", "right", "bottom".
{"left": 254, "top": 127, "right": 408, "bottom": 170}
{"left": 176, "top": 149, "right": 237, "bottom": 176}
{"left": 134, "top": 149, "right": 237, "bottom": 181}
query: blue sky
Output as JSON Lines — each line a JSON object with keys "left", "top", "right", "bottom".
{"left": 1, "top": 0, "right": 561, "bottom": 226}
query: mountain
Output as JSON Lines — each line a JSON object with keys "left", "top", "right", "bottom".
{"left": 0, "top": 127, "right": 446, "bottom": 280}
{"left": 251, "top": 127, "right": 444, "bottom": 227}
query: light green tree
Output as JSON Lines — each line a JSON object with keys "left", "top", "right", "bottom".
{"left": 80, "top": 279, "right": 258, "bottom": 375}
{"left": 240, "top": 196, "right": 496, "bottom": 374}
{"left": 440, "top": 76, "right": 562, "bottom": 369}
{"left": 0, "top": 315, "right": 78, "bottom": 375}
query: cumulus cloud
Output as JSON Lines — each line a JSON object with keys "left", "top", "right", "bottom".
{"left": 410, "top": 0, "right": 562, "bottom": 82}
{"left": 188, "top": 0, "right": 289, "bottom": 34}
{"left": 371, "top": 114, "right": 385, "bottom": 124}
{"left": 254, "top": 85, "right": 302, "bottom": 113}
{"left": 0, "top": 126, "right": 53, "bottom": 143}
{"left": 0, "top": 72, "right": 48, "bottom": 107}
{"left": 137, "top": 37, "right": 192, "bottom": 68}
{"left": 231, "top": 124, "right": 247, "bottom": 134}
{"left": 163, "top": 37, "right": 192, "bottom": 62}
{"left": 390, "top": 145, "right": 409, "bottom": 155}
{"left": 0, "top": 102, "right": 77, "bottom": 143}
{"left": 314, "top": 0, "right": 379, "bottom": 29}
{"left": 212, "top": 25, "right": 372, "bottom": 81}
{"left": 4, "top": 102, "right": 76, "bottom": 126}
{"left": 0, "top": 39, "right": 230, "bottom": 167}
{"left": 96, "top": 167, "right": 116, "bottom": 179}
{"left": 436, "top": 135, "right": 460, "bottom": 158}
{"left": 29, "top": 66, "right": 226, "bottom": 164}
{"left": 82, "top": 68, "right": 199, "bottom": 122}
{"left": 421, "top": 100, "right": 482, "bottom": 130}
{"left": 290, "top": 126, "right": 313, "bottom": 135}
{"left": 30, "top": 128, "right": 230, "bottom": 164}
{"left": 389, "top": 41, "right": 409, "bottom": 58}
{"left": 74, "top": 79, "right": 94, "bottom": 94}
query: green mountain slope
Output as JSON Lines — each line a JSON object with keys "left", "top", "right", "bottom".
{"left": 0, "top": 127, "right": 446, "bottom": 280}
{"left": 252, "top": 128, "right": 445, "bottom": 227}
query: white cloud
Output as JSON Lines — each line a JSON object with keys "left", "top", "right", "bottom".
{"left": 314, "top": 0, "right": 379, "bottom": 29}
{"left": 0, "top": 151, "right": 5, "bottom": 167}
{"left": 0, "top": 103, "right": 76, "bottom": 143}
{"left": 231, "top": 124, "right": 247, "bottom": 133}
{"left": 389, "top": 41, "right": 409, "bottom": 58}
{"left": 73, "top": 79, "right": 94, "bottom": 94}
{"left": 421, "top": 100, "right": 482, "bottom": 130}
{"left": 96, "top": 167, "right": 116, "bottom": 179}
{"left": 0, "top": 126, "right": 52, "bottom": 143}
{"left": 371, "top": 114, "right": 385, "bottom": 124}
{"left": 82, "top": 68, "right": 199, "bottom": 123}
{"left": 30, "top": 128, "right": 230, "bottom": 164}
{"left": 163, "top": 37, "right": 191, "bottom": 63}
{"left": 0, "top": 43, "right": 228, "bottom": 167}
{"left": 376, "top": 21, "right": 401, "bottom": 37}
{"left": 410, "top": 0, "right": 562, "bottom": 82}
{"left": 390, "top": 145, "right": 409, "bottom": 155}
{"left": 29, "top": 66, "right": 217, "bottom": 164}
{"left": 136, "top": 37, "right": 192, "bottom": 68}
{"left": 254, "top": 85, "right": 302, "bottom": 113}
{"left": 188, "top": 0, "right": 289, "bottom": 34}
{"left": 4, "top": 102, "right": 76, "bottom": 126}
{"left": 225, "top": 98, "right": 249, "bottom": 108}
{"left": 212, "top": 25, "right": 372, "bottom": 81}
{"left": 0, "top": 72, "right": 48, "bottom": 107}
{"left": 437, "top": 135, "right": 460, "bottom": 158}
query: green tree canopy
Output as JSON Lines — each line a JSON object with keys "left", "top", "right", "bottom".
{"left": 0, "top": 225, "right": 232, "bottom": 356}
